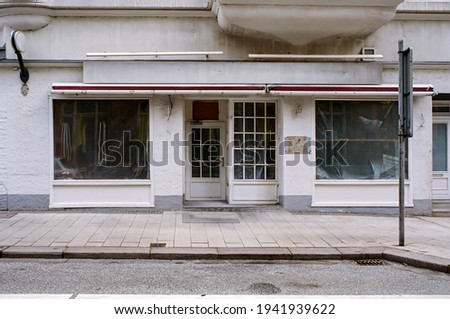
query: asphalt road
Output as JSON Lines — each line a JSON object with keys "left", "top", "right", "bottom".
{"left": 0, "top": 259, "right": 448, "bottom": 295}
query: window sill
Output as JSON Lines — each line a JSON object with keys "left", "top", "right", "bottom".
{"left": 232, "top": 180, "right": 278, "bottom": 185}
{"left": 53, "top": 179, "right": 152, "bottom": 186}
{"left": 315, "top": 179, "right": 410, "bottom": 185}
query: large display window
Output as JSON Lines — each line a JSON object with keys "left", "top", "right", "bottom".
{"left": 53, "top": 100, "right": 149, "bottom": 180}
{"left": 315, "top": 100, "right": 405, "bottom": 180}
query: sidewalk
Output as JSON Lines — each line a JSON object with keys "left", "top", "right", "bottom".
{"left": 0, "top": 210, "right": 449, "bottom": 273}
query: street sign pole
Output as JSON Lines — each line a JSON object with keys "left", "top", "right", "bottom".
{"left": 398, "top": 40, "right": 413, "bottom": 247}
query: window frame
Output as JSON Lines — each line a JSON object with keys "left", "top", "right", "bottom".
{"left": 313, "top": 98, "right": 409, "bottom": 181}
{"left": 51, "top": 97, "right": 151, "bottom": 182}
{"left": 232, "top": 100, "right": 277, "bottom": 181}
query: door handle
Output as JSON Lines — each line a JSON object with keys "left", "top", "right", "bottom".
{"left": 219, "top": 156, "right": 225, "bottom": 167}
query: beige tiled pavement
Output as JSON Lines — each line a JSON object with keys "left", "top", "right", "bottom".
{"left": 0, "top": 210, "right": 449, "bottom": 259}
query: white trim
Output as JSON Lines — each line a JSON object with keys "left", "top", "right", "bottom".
{"left": 228, "top": 99, "right": 279, "bottom": 203}
{"left": 249, "top": 54, "right": 383, "bottom": 61}
{"left": 53, "top": 180, "right": 152, "bottom": 186}
{"left": 311, "top": 202, "right": 408, "bottom": 207}
{"left": 49, "top": 97, "right": 154, "bottom": 208}
{"left": 432, "top": 116, "right": 450, "bottom": 200}
{"left": 149, "top": 96, "right": 156, "bottom": 203}
{"left": 311, "top": 98, "right": 414, "bottom": 207}
{"left": 185, "top": 122, "right": 227, "bottom": 201}
{"left": 48, "top": 94, "right": 55, "bottom": 208}
{"left": 87, "top": 51, "right": 223, "bottom": 58}
{"left": 50, "top": 83, "right": 435, "bottom": 97}
{"left": 0, "top": 1, "right": 214, "bottom": 18}
{"left": 312, "top": 181, "right": 413, "bottom": 207}
{"left": 50, "top": 202, "right": 154, "bottom": 209}
{"left": 314, "top": 180, "right": 409, "bottom": 186}
{"left": 228, "top": 200, "right": 278, "bottom": 205}
{"left": 232, "top": 181, "right": 278, "bottom": 186}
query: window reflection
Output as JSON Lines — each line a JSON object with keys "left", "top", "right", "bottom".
{"left": 53, "top": 100, "right": 149, "bottom": 180}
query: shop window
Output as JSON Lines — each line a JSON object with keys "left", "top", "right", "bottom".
{"left": 53, "top": 100, "right": 149, "bottom": 180}
{"left": 316, "top": 100, "right": 405, "bottom": 180}
{"left": 233, "top": 102, "right": 276, "bottom": 180}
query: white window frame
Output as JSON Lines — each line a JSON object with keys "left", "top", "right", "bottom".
{"left": 311, "top": 98, "right": 413, "bottom": 207}
{"left": 228, "top": 99, "right": 279, "bottom": 204}
{"left": 48, "top": 95, "right": 154, "bottom": 208}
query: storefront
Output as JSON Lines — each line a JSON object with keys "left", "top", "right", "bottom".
{"left": 47, "top": 79, "right": 434, "bottom": 211}
{"left": 0, "top": 0, "right": 446, "bottom": 214}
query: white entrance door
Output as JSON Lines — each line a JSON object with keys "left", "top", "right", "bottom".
{"left": 432, "top": 119, "right": 450, "bottom": 199}
{"left": 185, "top": 123, "right": 226, "bottom": 200}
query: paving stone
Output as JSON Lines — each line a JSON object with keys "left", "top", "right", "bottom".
{"left": 150, "top": 247, "right": 218, "bottom": 260}
{"left": 383, "top": 248, "right": 450, "bottom": 273}
{"left": 2, "top": 246, "right": 64, "bottom": 259}
{"left": 217, "top": 247, "right": 292, "bottom": 260}
{"left": 182, "top": 212, "right": 239, "bottom": 223}
{"left": 337, "top": 246, "right": 384, "bottom": 260}
{"left": 289, "top": 247, "right": 342, "bottom": 260}
{"left": 1, "top": 212, "right": 450, "bottom": 273}
{"left": 64, "top": 247, "right": 150, "bottom": 259}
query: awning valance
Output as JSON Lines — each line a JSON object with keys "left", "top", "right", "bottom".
{"left": 51, "top": 83, "right": 435, "bottom": 97}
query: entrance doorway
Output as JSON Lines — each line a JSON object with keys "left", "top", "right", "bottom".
{"left": 432, "top": 117, "right": 450, "bottom": 199}
{"left": 185, "top": 123, "right": 226, "bottom": 201}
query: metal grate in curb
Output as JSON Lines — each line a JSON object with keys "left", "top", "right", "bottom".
{"left": 355, "top": 259, "right": 385, "bottom": 266}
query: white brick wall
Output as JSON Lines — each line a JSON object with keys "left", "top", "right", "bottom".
{"left": 0, "top": 67, "right": 82, "bottom": 196}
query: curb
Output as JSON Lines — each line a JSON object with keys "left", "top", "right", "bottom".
{"left": 383, "top": 248, "right": 450, "bottom": 273}
{"left": 0, "top": 246, "right": 449, "bottom": 273}
{"left": 1, "top": 247, "right": 64, "bottom": 259}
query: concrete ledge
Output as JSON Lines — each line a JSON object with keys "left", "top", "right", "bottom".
{"left": 383, "top": 248, "right": 450, "bottom": 273}
{"left": 337, "top": 247, "right": 384, "bottom": 260}
{"left": 63, "top": 247, "right": 150, "bottom": 259}
{"left": 217, "top": 248, "right": 292, "bottom": 260}
{"left": 2, "top": 246, "right": 64, "bottom": 259}
{"left": 0, "top": 246, "right": 7, "bottom": 257}
{"left": 150, "top": 247, "right": 218, "bottom": 260}
{"left": 289, "top": 247, "right": 342, "bottom": 260}
{"left": 0, "top": 245, "right": 448, "bottom": 274}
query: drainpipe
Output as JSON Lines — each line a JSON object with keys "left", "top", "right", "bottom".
{"left": 11, "top": 30, "right": 29, "bottom": 84}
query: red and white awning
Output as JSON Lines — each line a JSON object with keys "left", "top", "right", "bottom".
{"left": 51, "top": 83, "right": 435, "bottom": 97}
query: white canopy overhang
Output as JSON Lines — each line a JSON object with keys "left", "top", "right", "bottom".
{"left": 51, "top": 83, "right": 434, "bottom": 97}
{"left": 213, "top": 0, "right": 404, "bottom": 46}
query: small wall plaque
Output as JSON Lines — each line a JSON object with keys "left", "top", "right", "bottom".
{"left": 285, "top": 136, "right": 311, "bottom": 154}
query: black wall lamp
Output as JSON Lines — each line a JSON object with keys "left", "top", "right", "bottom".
{"left": 11, "top": 30, "right": 29, "bottom": 84}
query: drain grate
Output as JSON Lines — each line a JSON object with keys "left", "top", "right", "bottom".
{"left": 355, "top": 259, "right": 385, "bottom": 266}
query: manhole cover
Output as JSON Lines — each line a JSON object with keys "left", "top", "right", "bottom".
{"left": 287, "top": 282, "right": 320, "bottom": 289}
{"left": 246, "top": 283, "right": 281, "bottom": 295}
{"left": 355, "top": 259, "right": 385, "bottom": 266}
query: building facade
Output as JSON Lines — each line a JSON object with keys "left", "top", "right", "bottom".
{"left": 0, "top": 0, "right": 449, "bottom": 214}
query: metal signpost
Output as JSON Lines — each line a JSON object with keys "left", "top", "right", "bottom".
{"left": 398, "top": 40, "right": 413, "bottom": 247}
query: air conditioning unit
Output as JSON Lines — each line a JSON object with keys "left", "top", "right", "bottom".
{"left": 361, "top": 47, "right": 376, "bottom": 61}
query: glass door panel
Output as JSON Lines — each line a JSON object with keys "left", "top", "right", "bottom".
{"left": 433, "top": 123, "right": 447, "bottom": 172}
